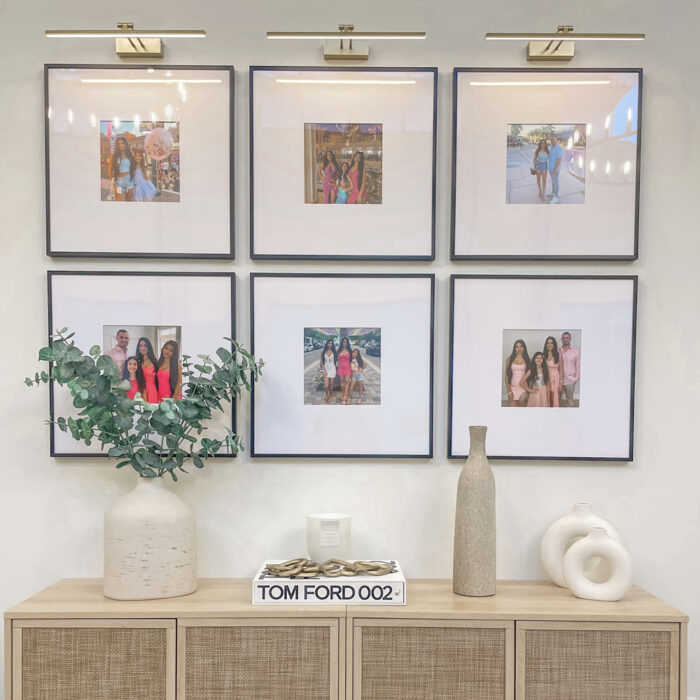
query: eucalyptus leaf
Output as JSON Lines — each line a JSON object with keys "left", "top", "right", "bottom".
{"left": 28, "top": 328, "right": 262, "bottom": 480}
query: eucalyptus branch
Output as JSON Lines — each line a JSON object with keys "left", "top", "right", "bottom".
{"left": 27, "top": 328, "right": 263, "bottom": 480}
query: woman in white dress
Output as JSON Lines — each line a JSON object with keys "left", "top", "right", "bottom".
{"left": 320, "top": 339, "right": 337, "bottom": 404}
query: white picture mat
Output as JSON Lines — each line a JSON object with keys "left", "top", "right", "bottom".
{"left": 253, "top": 276, "right": 433, "bottom": 455}
{"left": 49, "top": 274, "right": 234, "bottom": 455}
{"left": 48, "top": 67, "right": 231, "bottom": 255}
{"left": 454, "top": 70, "right": 639, "bottom": 257}
{"left": 501, "top": 329, "right": 582, "bottom": 401}
{"left": 252, "top": 69, "right": 435, "bottom": 257}
{"left": 450, "top": 278, "right": 635, "bottom": 459}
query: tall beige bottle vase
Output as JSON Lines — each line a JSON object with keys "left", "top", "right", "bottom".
{"left": 453, "top": 425, "right": 496, "bottom": 596}
{"left": 104, "top": 476, "right": 197, "bottom": 600}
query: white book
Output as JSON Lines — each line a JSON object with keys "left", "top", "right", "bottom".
{"left": 252, "top": 560, "right": 406, "bottom": 605}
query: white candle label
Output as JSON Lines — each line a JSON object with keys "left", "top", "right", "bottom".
{"left": 319, "top": 520, "right": 341, "bottom": 547}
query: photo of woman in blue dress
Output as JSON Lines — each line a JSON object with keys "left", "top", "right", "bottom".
{"left": 132, "top": 151, "right": 157, "bottom": 202}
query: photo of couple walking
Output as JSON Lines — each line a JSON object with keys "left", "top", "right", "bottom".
{"left": 103, "top": 326, "right": 183, "bottom": 404}
{"left": 506, "top": 124, "right": 586, "bottom": 205}
{"left": 503, "top": 330, "right": 581, "bottom": 408}
{"left": 100, "top": 120, "right": 180, "bottom": 203}
{"left": 304, "top": 123, "right": 382, "bottom": 204}
{"left": 304, "top": 327, "right": 381, "bottom": 406}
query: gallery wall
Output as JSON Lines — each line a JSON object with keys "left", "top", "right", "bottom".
{"left": 1, "top": 0, "right": 698, "bottom": 695}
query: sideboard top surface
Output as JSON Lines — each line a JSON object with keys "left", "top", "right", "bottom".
{"left": 4, "top": 579, "right": 687, "bottom": 622}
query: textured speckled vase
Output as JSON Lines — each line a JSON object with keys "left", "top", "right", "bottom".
{"left": 104, "top": 476, "right": 197, "bottom": 600}
{"left": 453, "top": 426, "right": 496, "bottom": 597}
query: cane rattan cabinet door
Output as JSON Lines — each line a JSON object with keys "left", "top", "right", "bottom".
{"left": 352, "top": 619, "right": 514, "bottom": 700}
{"left": 12, "top": 619, "right": 175, "bottom": 700}
{"left": 178, "top": 618, "right": 341, "bottom": 700}
{"left": 516, "top": 621, "right": 680, "bottom": 700}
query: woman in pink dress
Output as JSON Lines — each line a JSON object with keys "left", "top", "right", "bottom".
{"left": 157, "top": 340, "right": 183, "bottom": 402}
{"left": 136, "top": 337, "right": 159, "bottom": 403}
{"left": 521, "top": 352, "right": 551, "bottom": 408}
{"left": 504, "top": 339, "right": 530, "bottom": 407}
{"left": 317, "top": 150, "right": 338, "bottom": 203}
{"left": 543, "top": 336, "right": 562, "bottom": 407}
{"left": 347, "top": 151, "right": 365, "bottom": 204}
{"left": 121, "top": 356, "right": 146, "bottom": 400}
{"left": 336, "top": 336, "right": 353, "bottom": 404}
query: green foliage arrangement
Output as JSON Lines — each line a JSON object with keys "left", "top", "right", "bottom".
{"left": 26, "top": 328, "right": 263, "bottom": 480}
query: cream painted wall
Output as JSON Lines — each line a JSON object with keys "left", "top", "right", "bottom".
{"left": 1, "top": 0, "right": 699, "bottom": 695}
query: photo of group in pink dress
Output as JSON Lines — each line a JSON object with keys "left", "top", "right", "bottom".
{"left": 502, "top": 329, "right": 581, "bottom": 408}
{"left": 103, "top": 325, "right": 183, "bottom": 404}
{"left": 304, "top": 327, "right": 381, "bottom": 406}
{"left": 304, "top": 123, "right": 382, "bottom": 204}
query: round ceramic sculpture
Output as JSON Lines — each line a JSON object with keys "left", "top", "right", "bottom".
{"left": 540, "top": 502, "right": 621, "bottom": 588}
{"left": 563, "top": 527, "right": 633, "bottom": 601}
{"left": 104, "top": 476, "right": 197, "bottom": 600}
{"left": 453, "top": 426, "right": 496, "bottom": 597}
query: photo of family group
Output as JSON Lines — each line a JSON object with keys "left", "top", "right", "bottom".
{"left": 102, "top": 325, "right": 183, "bottom": 403}
{"left": 506, "top": 124, "right": 586, "bottom": 205}
{"left": 502, "top": 329, "right": 581, "bottom": 408}
{"left": 304, "top": 327, "right": 381, "bottom": 405}
{"left": 304, "top": 123, "right": 382, "bottom": 204}
{"left": 100, "top": 120, "right": 180, "bottom": 202}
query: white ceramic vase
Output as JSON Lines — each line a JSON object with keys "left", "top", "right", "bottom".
{"left": 453, "top": 426, "right": 496, "bottom": 597}
{"left": 563, "top": 527, "right": 633, "bottom": 601}
{"left": 104, "top": 476, "right": 197, "bottom": 600}
{"left": 540, "top": 503, "right": 621, "bottom": 588}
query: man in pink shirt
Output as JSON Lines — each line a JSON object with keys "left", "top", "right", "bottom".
{"left": 106, "top": 329, "right": 130, "bottom": 375}
{"left": 559, "top": 331, "right": 580, "bottom": 407}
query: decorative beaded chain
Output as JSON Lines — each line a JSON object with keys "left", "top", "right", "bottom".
{"left": 265, "top": 558, "right": 395, "bottom": 579}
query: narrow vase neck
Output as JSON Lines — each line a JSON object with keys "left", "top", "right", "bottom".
{"left": 136, "top": 475, "right": 165, "bottom": 491}
{"left": 468, "top": 426, "right": 487, "bottom": 459}
{"left": 572, "top": 503, "right": 593, "bottom": 517}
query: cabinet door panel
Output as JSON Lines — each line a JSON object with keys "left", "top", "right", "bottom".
{"left": 13, "top": 619, "right": 175, "bottom": 700}
{"left": 516, "top": 621, "right": 679, "bottom": 700}
{"left": 179, "top": 618, "right": 340, "bottom": 700}
{"left": 353, "top": 619, "right": 513, "bottom": 700}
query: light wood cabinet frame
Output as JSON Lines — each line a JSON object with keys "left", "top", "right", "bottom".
{"left": 3, "top": 579, "right": 688, "bottom": 700}
{"left": 515, "top": 620, "right": 680, "bottom": 700}
{"left": 177, "top": 617, "right": 343, "bottom": 700}
{"left": 11, "top": 618, "right": 176, "bottom": 700}
{"left": 350, "top": 618, "right": 515, "bottom": 700}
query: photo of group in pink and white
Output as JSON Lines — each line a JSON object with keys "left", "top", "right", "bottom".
{"left": 103, "top": 325, "right": 183, "bottom": 403}
{"left": 502, "top": 329, "right": 581, "bottom": 408}
{"left": 304, "top": 123, "right": 382, "bottom": 204}
{"left": 304, "top": 327, "right": 381, "bottom": 406}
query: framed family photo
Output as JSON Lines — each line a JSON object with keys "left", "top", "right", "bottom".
{"left": 250, "top": 274, "right": 434, "bottom": 457}
{"left": 45, "top": 65, "right": 234, "bottom": 259}
{"left": 451, "top": 68, "right": 642, "bottom": 260}
{"left": 250, "top": 67, "right": 437, "bottom": 260}
{"left": 47, "top": 271, "right": 235, "bottom": 457}
{"left": 448, "top": 275, "right": 637, "bottom": 461}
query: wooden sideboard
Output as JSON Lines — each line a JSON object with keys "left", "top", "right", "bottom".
{"left": 4, "top": 578, "right": 688, "bottom": 699}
